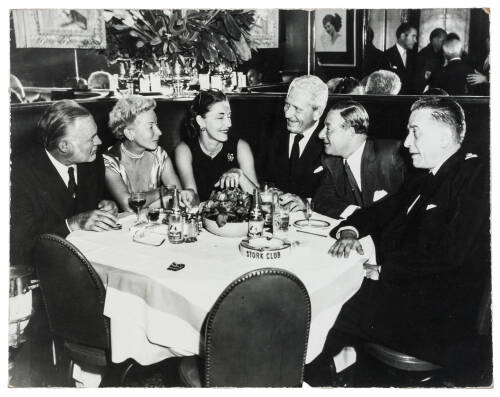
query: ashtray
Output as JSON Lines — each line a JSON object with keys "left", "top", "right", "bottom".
{"left": 239, "top": 236, "right": 291, "bottom": 260}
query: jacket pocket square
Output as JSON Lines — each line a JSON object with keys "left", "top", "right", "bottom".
{"left": 426, "top": 204, "right": 437, "bottom": 210}
{"left": 313, "top": 166, "right": 324, "bottom": 174}
{"left": 373, "top": 190, "right": 388, "bottom": 202}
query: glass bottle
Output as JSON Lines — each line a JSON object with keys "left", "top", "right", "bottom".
{"left": 248, "top": 188, "right": 264, "bottom": 238}
{"left": 168, "top": 189, "right": 183, "bottom": 244}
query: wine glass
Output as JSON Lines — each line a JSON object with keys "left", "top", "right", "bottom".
{"left": 129, "top": 192, "right": 146, "bottom": 224}
{"left": 304, "top": 198, "right": 313, "bottom": 225}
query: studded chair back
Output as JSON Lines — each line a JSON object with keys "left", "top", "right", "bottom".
{"left": 202, "top": 267, "right": 311, "bottom": 387}
{"left": 34, "top": 234, "right": 109, "bottom": 350}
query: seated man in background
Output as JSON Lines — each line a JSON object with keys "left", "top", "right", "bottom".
{"left": 327, "top": 77, "right": 364, "bottom": 95}
{"left": 314, "top": 100, "right": 407, "bottom": 219}
{"left": 88, "top": 70, "right": 112, "bottom": 89}
{"left": 11, "top": 100, "right": 119, "bottom": 268}
{"left": 430, "top": 35, "right": 476, "bottom": 95}
{"left": 305, "top": 97, "right": 489, "bottom": 386}
{"left": 262, "top": 75, "right": 328, "bottom": 208}
{"left": 364, "top": 70, "right": 402, "bottom": 95}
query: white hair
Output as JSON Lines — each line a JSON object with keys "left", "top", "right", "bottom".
{"left": 365, "top": 70, "right": 402, "bottom": 95}
{"left": 442, "top": 39, "right": 463, "bottom": 60}
{"left": 288, "top": 75, "right": 328, "bottom": 115}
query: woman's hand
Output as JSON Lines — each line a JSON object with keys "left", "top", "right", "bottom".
{"left": 215, "top": 168, "right": 243, "bottom": 189}
{"left": 467, "top": 72, "right": 488, "bottom": 85}
{"left": 179, "top": 189, "right": 199, "bottom": 209}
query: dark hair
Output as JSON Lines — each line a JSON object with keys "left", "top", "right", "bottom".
{"left": 37, "top": 99, "right": 92, "bottom": 151}
{"left": 185, "top": 89, "right": 228, "bottom": 140}
{"left": 323, "top": 13, "right": 342, "bottom": 32}
{"left": 446, "top": 32, "right": 461, "bottom": 41}
{"left": 429, "top": 28, "right": 447, "bottom": 41}
{"left": 332, "top": 77, "right": 362, "bottom": 94}
{"left": 396, "top": 22, "right": 416, "bottom": 39}
{"left": 410, "top": 97, "right": 466, "bottom": 143}
{"left": 328, "top": 100, "right": 369, "bottom": 135}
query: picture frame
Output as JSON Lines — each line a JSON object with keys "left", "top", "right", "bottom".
{"left": 250, "top": 9, "right": 280, "bottom": 49}
{"left": 12, "top": 9, "right": 106, "bottom": 49}
{"left": 314, "top": 9, "right": 356, "bottom": 67}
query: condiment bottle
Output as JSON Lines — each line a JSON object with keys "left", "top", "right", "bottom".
{"left": 168, "top": 189, "right": 183, "bottom": 244}
{"left": 248, "top": 188, "right": 264, "bottom": 238}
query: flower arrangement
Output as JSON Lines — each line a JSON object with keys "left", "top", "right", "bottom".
{"left": 103, "top": 9, "right": 256, "bottom": 71}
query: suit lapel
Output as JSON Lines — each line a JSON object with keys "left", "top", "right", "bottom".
{"left": 31, "top": 149, "right": 74, "bottom": 219}
{"left": 360, "top": 139, "right": 378, "bottom": 205}
{"left": 299, "top": 124, "right": 323, "bottom": 168}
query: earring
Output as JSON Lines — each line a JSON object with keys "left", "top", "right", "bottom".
{"left": 201, "top": 127, "right": 207, "bottom": 133}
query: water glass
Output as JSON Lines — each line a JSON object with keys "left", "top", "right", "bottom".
{"left": 273, "top": 205, "right": 290, "bottom": 236}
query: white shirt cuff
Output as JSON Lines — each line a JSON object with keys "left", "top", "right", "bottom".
{"left": 335, "top": 226, "right": 359, "bottom": 240}
{"left": 339, "top": 204, "right": 361, "bottom": 219}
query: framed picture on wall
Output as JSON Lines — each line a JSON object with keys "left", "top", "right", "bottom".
{"left": 12, "top": 9, "right": 106, "bottom": 49}
{"left": 314, "top": 9, "right": 356, "bottom": 66}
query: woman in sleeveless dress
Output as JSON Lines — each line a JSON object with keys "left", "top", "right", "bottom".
{"left": 104, "top": 95, "right": 197, "bottom": 211}
{"left": 175, "top": 89, "right": 259, "bottom": 201}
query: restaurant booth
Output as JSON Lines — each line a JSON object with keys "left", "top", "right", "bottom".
{"left": 9, "top": 8, "right": 491, "bottom": 388}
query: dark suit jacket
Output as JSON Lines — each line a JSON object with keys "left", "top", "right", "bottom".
{"left": 415, "top": 44, "right": 444, "bottom": 94}
{"left": 330, "top": 149, "right": 489, "bottom": 367}
{"left": 382, "top": 45, "right": 416, "bottom": 94}
{"left": 314, "top": 138, "right": 407, "bottom": 219}
{"left": 262, "top": 123, "right": 324, "bottom": 198}
{"left": 10, "top": 146, "right": 106, "bottom": 268}
{"left": 430, "top": 58, "right": 477, "bottom": 95}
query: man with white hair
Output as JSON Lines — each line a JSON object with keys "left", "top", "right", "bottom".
{"left": 430, "top": 35, "right": 476, "bottom": 95}
{"left": 364, "top": 70, "right": 402, "bottom": 95}
{"left": 262, "top": 75, "right": 328, "bottom": 204}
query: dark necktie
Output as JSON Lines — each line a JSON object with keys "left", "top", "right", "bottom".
{"left": 68, "top": 166, "right": 77, "bottom": 199}
{"left": 289, "top": 134, "right": 304, "bottom": 175}
{"left": 344, "top": 161, "right": 363, "bottom": 206}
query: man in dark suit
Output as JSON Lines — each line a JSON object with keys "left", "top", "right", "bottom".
{"left": 431, "top": 35, "right": 476, "bottom": 95}
{"left": 11, "top": 100, "right": 119, "bottom": 268}
{"left": 415, "top": 28, "right": 447, "bottom": 93}
{"left": 314, "top": 100, "right": 407, "bottom": 219}
{"left": 382, "top": 23, "right": 418, "bottom": 94}
{"left": 262, "top": 75, "right": 328, "bottom": 208}
{"left": 305, "top": 97, "right": 489, "bottom": 386}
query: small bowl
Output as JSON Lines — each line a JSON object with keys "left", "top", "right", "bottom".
{"left": 203, "top": 217, "right": 248, "bottom": 238}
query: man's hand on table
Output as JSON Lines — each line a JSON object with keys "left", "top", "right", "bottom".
{"left": 279, "top": 193, "right": 305, "bottom": 212}
{"left": 98, "top": 200, "right": 118, "bottom": 216}
{"left": 68, "top": 204, "right": 119, "bottom": 232}
{"left": 328, "top": 229, "right": 364, "bottom": 258}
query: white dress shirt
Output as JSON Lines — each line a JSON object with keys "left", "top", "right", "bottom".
{"left": 45, "top": 149, "right": 78, "bottom": 187}
{"left": 45, "top": 150, "right": 77, "bottom": 231}
{"left": 339, "top": 141, "right": 366, "bottom": 219}
{"left": 396, "top": 42, "right": 407, "bottom": 67}
{"left": 288, "top": 121, "right": 319, "bottom": 158}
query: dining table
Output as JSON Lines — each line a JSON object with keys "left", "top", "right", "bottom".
{"left": 66, "top": 211, "right": 374, "bottom": 368}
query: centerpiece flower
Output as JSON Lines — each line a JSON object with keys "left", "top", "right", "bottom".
{"left": 103, "top": 9, "right": 256, "bottom": 71}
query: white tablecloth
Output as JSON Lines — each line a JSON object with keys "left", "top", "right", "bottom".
{"left": 67, "top": 212, "right": 372, "bottom": 365}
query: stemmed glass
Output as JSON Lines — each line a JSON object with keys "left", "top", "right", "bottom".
{"left": 304, "top": 198, "right": 313, "bottom": 225}
{"left": 129, "top": 192, "right": 146, "bottom": 224}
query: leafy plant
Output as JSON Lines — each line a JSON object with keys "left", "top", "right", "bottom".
{"left": 103, "top": 9, "right": 256, "bottom": 70}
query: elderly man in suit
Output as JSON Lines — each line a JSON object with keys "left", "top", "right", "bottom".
{"left": 262, "top": 75, "right": 328, "bottom": 209}
{"left": 305, "top": 97, "right": 489, "bottom": 386}
{"left": 314, "top": 100, "right": 407, "bottom": 219}
{"left": 11, "top": 100, "right": 119, "bottom": 268}
{"left": 382, "top": 23, "right": 418, "bottom": 94}
{"left": 431, "top": 35, "right": 476, "bottom": 95}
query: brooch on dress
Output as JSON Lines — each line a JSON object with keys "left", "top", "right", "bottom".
{"left": 227, "top": 153, "right": 235, "bottom": 162}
